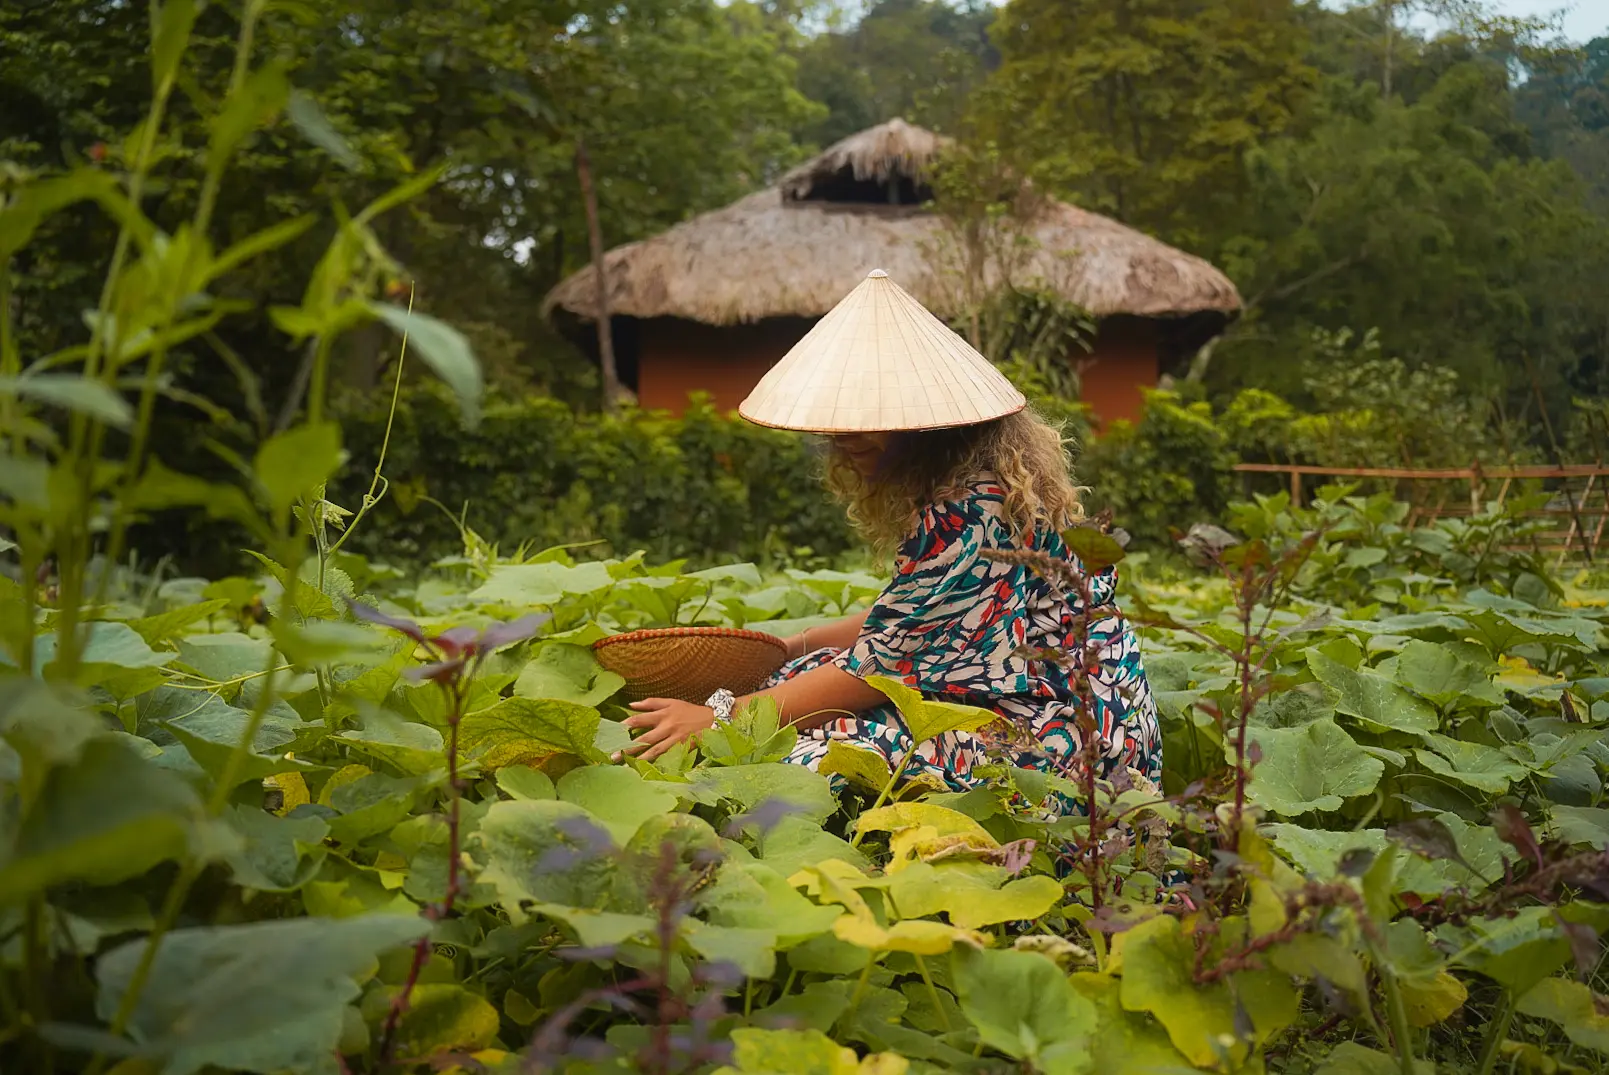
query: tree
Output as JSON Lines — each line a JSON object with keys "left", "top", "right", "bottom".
{"left": 792, "top": 0, "right": 998, "bottom": 145}
{"left": 976, "top": 0, "right": 1316, "bottom": 249}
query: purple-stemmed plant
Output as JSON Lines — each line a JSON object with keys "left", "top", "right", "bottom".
{"left": 346, "top": 600, "right": 549, "bottom": 1070}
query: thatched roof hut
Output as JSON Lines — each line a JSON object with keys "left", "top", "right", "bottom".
{"left": 544, "top": 119, "right": 1241, "bottom": 425}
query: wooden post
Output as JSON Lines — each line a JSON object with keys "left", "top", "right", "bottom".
{"left": 1290, "top": 469, "right": 1301, "bottom": 506}
{"left": 575, "top": 136, "right": 621, "bottom": 414}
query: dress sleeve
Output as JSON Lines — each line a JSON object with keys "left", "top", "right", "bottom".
{"left": 833, "top": 498, "right": 1034, "bottom": 698}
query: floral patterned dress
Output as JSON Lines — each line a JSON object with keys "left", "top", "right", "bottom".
{"left": 767, "top": 478, "right": 1161, "bottom": 803}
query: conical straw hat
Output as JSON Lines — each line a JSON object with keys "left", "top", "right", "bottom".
{"left": 738, "top": 269, "right": 1026, "bottom": 433}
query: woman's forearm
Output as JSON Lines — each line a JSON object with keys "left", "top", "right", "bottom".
{"left": 784, "top": 609, "right": 871, "bottom": 659}
{"left": 740, "top": 660, "right": 885, "bottom": 730}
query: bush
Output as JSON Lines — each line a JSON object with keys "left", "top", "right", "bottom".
{"left": 329, "top": 387, "right": 857, "bottom": 568}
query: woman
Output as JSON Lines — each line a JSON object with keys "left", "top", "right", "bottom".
{"left": 619, "top": 270, "right": 1159, "bottom": 796}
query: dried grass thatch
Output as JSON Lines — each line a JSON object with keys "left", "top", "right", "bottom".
{"left": 543, "top": 119, "right": 1241, "bottom": 327}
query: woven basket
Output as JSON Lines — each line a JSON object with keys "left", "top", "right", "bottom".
{"left": 593, "top": 627, "right": 789, "bottom": 703}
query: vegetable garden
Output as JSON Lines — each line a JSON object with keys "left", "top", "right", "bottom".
{"left": 4, "top": 6, "right": 1609, "bottom": 1075}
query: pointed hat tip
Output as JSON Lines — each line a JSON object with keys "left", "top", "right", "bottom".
{"left": 866, "top": 268, "right": 888, "bottom": 279}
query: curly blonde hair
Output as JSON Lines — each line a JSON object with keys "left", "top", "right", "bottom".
{"left": 823, "top": 408, "right": 1084, "bottom": 553}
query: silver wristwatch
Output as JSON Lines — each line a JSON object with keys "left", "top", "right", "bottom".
{"left": 704, "top": 688, "right": 736, "bottom": 725}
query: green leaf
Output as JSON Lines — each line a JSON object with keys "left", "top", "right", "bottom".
{"left": 866, "top": 675, "right": 999, "bottom": 744}
{"left": 468, "top": 561, "right": 615, "bottom": 607}
{"left": 555, "top": 765, "right": 681, "bottom": 843}
{"left": 166, "top": 702, "right": 318, "bottom": 788}
{"left": 818, "top": 741, "right": 893, "bottom": 792}
{"left": 689, "top": 763, "right": 838, "bottom": 823}
{"left": 0, "top": 374, "right": 132, "bottom": 429}
{"left": 207, "top": 62, "right": 290, "bottom": 174}
{"left": 682, "top": 921, "right": 778, "bottom": 978}
{"left": 952, "top": 944, "right": 1096, "bottom": 1075}
{"left": 496, "top": 766, "right": 556, "bottom": 801}
{"left": 0, "top": 737, "right": 222, "bottom": 904}
{"left": 30, "top": 620, "right": 174, "bottom": 676}
{"left": 361, "top": 983, "right": 500, "bottom": 1056}
{"left": 716, "top": 1027, "right": 901, "bottom": 1075}
{"left": 1315, "top": 1043, "right": 1435, "bottom": 1075}
{"left": 459, "top": 697, "right": 604, "bottom": 767}
{"left": 1116, "top": 914, "right": 1298, "bottom": 1069}
{"left": 472, "top": 799, "right": 620, "bottom": 916}
{"left": 1414, "top": 734, "right": 1529, "bottom": 794}
{"left": 513, "top": 643, "right": 623, "bottom": 706}
{"left": 1062, "top": 525, "right": 1127, "bottom": 571}
{"left": 1516, "top": 978, "right": 1609, "bottom": 1055}
{"left": 368, "top": 304, "right": 482, "bottom": 426}
{"left": 222, "top": 805, "right": 327, "bottom": 892}
{"left": 1307, "top": 649, "right": 1438, "bottom": 734}
{"left": 285, "top": 91, "right": 361, "bottom": 169}
{"left": 336, "top": 711, "right": 445, "bottom": 776}
{"left": 1393, "top": 640, "right": 1492, "bottom": 708}
{"left": 700, "top": 860, "right": 842, "bottom": 948}
{"left": 96, "top": 914, "right": 428, "bottom": 1075}
{"left": 1549, "top": 806, "right": 1609, "bottom": 849}
{"left": 325, "top": 771, "right": 421, "bottom": 845}
{"left": 128, "top": 600, "right": 229, "bottom": 647}
{"left": 1242, "top": 718, "right": 1384, "bottom": 817}
{"left": 253, "top": 421, "right": 345, "bottom": 517}
{"left": 1068, "top": 972, "right": 1194, "bottom": 1075}
{"left": 150, "top": 0, "right": 201, "bottom": 91}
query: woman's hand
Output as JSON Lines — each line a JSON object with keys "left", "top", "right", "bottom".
{"left": 616, "top": 698, "right": 716, "bottom": 762}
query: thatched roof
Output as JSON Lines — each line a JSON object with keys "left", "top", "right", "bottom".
{"left": 542, "top": 119, "right": 1241, "bottom": 327}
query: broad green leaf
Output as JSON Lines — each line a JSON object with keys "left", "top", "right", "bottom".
{"left": 753, "top": 981, "right": 855, "bottom": 1033}
{"left": 175, "top": 632, "right": 272, "bottom": 690}
{"left": 469, "top": 561, "right": 615, "bottom": 607}
{"left": 528, "top": 902, "right": 655, "bottom": 947}
{"left": 700, "top": 860, "right": 842, "bottom": 947}
{"left": 682, "top": 921, "right": 778, "bottom": 978}
{"left": 128, "top": 600, "right": 229, "bottom": 647}
{"left": 513, "top": 643, "right": 623, "bottom": 705}
{"left": 207, "top": 62, "right": 290, "bottom": 173}
{"left": 1448, "top": 906, "right": 1575, "bottom": 996}
{"left": 819, "top": 740, "right": 893, "bottom": 792}
{"left": 689, "top": 763, "right": 837, "bottom": 822}
{"left": 1549, "top": 806, "right": 1609, "bottom": 849}
{"left": 1315, "top": 1043, "right": 1435, "bottom": 1075}
{"left": 1242, "top": 719, "right": 1383, "bottom": 817}
{"left": 496, "top": 766, "right": 556, "bottom": 801}
{"left": 952, "top": 944, "right": 1096, "bottom": 1075}
{"left": 336, "top": 711, "right": 445, "bottom": 776}
{"left": 835, "top": 915, "right": 983, "bottom": 956}
{"left": 459, "top": 697, "right": 603, "bottom": 767}
{"left": 472, "top": 799, "right": 620, "bottom": 916}
{"left": 222, "top": 805, "right": 327, "bottom": 892}
{"left": 714, "top": 1028, "right": 907, "bottom": 1075}
{"left": 1516, "top": 978, "right": 1609, "bottom": 1055}
{"left": 1267, "top": 814, "right": 1504, "bottom": 896}
{"left": 887, "top": 861, "right": 1062, "bottom": 929}
{"left": 30, "top": 620, "right": 174, "bottom": 676}
{"left": 166, "top": 702, "right": 318, "bottom": 787}
{"left": 96, "top": 914, "right": 427, "bottom": 1075}
{"left": 1068, "top": 972, "right": 1194, "bottom": 1075}
{"left": 1393, "top": 639, "right": 1494, "bottom": 707}
{"left": 1400, "top": 969, "right": 1468, "bottom": 1026}
{"left": 755, "top": 815, "right": 867, "bottom": 877}
{"left": 253, "top": 422, "right": 344, "bottom": 517}
{"left": 0, "top": 374, "right": 132, "bottom": 428}
{"left": 1062, "top": 525, "right": 1127, "bottom": 571}
{"left": 0, "top": 737, "right": 225, "bottom": 904}
{"left": 867, "top": 675, "right": 999, "bottom": 744}
{"left": 369, "top": 303, "right": 483, "bottom": 426}
{"left": 556, "top": 765, "right": 681, "bottom": 843}
{"left": 1414, "top": 734, "right": 1528, "bottom": 794}
{"left": 361, "top": 983, "right": 499, "bottom": 1056}
{"left": 1307, "top": 649, "right": 1438, "bottom": 734}
{"left": 1116, "top": 914, "right": 1298, "bottom": 1069}
{"left": 324, "top": 772, "right": 421, "bottom": 845}
{"left": 0, "top": 680, "right": 102, "bottom": 804}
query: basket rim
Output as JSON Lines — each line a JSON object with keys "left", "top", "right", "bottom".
{"left": 593, "top": 626, "right": 789, "bottom": 652}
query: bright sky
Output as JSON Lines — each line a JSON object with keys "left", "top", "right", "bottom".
{"left": 1421, "top": 1, "right": 1608, "bottom": 42}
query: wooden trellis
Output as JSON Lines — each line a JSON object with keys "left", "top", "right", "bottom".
{"left": 1231, "top": 463, "right": 1609, "bottom": 565}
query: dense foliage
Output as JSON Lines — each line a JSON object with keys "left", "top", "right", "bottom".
{"left": 3, "top": 7, "right": 1609, "bottom": 1075}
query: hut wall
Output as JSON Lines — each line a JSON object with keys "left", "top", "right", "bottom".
{"left": 635, "top": 314, "right": 1164, "bottom": 428}
{"left": 636, "top": 317, "right": 815, "bottom": 414}
{"left": 1079, "top": 316, "right": 1160, "bottom": 429}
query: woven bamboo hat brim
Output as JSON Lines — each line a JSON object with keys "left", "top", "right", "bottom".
{"left": 738, "top": 269, "right": 1026, "bottom": 433}
{"left": 593, "top": 627, "right": 789, "bottom": 703}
